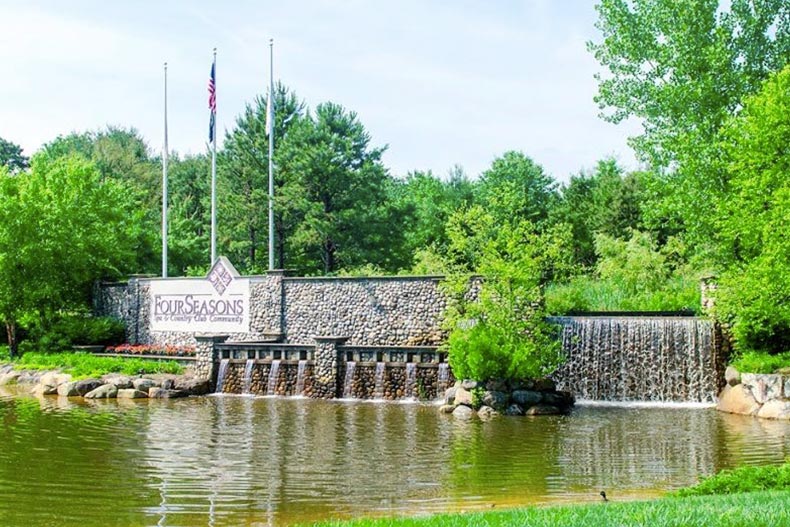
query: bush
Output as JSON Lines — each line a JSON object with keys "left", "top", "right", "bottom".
{"left": 730, "top": 350, "right": 790, "bottom": 374}
{"left": 675, "top": 463, "right": 790, "bottom": 497}
{"left": 15, "top": 351, "right": 183, "bottom": 378}
{"left": 26, "top": 314, "right": 125, "bottom": 350}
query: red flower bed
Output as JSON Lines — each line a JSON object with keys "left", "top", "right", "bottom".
{"left": 105, "top": 344, "right": 196, "bottom": 356}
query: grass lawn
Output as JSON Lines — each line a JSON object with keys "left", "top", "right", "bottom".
{"left": 5, "top": 350, "right": 183, "bottom": 379}
{"left": 308, "top": 491, "right": 790, "bottom": 527}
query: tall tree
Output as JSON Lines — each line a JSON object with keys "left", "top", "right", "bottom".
{"left": 279, "top": 102, "right": 409, "bottom": 274}
{"left": 0, "top": 155, "right": 138, "bottom": 356}
{"left": 167, "top": 153, "right": 210, "bottom": 275}
{"left": 590, "top": 0, "right": 790, "bottom": 242}
{"left": 219, "top": 83, "right": 305, "bottom": 273}
{"left": 0, "top": 137, "right": 29, "bottom": 173}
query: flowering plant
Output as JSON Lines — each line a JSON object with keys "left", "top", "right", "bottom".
{"left": 105, "top": 344, "right": 196, "bottom": 356}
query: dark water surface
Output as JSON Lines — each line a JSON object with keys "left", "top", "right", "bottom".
{"left": 2, "top": 388, "right": 790, "bottom": 527}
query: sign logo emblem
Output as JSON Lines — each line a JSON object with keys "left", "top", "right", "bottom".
{"left": 207, "top": 259, "right": 233, "bottom": 295}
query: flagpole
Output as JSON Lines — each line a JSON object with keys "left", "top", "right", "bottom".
{"left": 268, "top": 38, "right": 275, "bottom": 271}
{"left": 210, "top": 48, "right": 218, "bottom": 266}
{"left": 162, "top": 61, "right": 169, "bottom": 278}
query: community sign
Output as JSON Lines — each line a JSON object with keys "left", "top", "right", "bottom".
{"left": 149, "top": 257, "right": 250, "bottom": 333}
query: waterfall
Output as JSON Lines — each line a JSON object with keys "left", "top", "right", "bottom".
{"left": 215, "top": 359, "right": 230, "bottom": 393}
{"left": 552, "top": 316, "right": 722, "bottom": 403}
{"left": 405, "top": 363, "right": 417, "bottom": 399}
{"left": 241, "top": 359, "right": 255, "bottom": 395}
{"left": 295, "top": 360, "right": 307, "bottom": 396}
{"left": 267, "top": 360, "right": 281, "bottom": 396}
{"left": 342, "top": 362, "right": 356, "bottom": 399}
{"left": 437, "top": 363, "right": 450, "bottom": 393}
{"left": 373, "top": 362, "right": 386, "bottom": 399}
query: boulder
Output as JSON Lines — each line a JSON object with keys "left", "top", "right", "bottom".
{"left": 543, "top": 391, "right": 575, "bottom": 410}
{"left": 84, "top": 384, "right": 118, "bottom": 399}
{"left": 452, "top": 405, "right": 475, "bottom": 420}
{"left": 742, "top": 373, "right": 783, "bottom": 404}
{"left": 504, "top": 403, "right": 524, "bottom": 416}
{"left": 443, "top": 386, "right": 457, "bottom": 406}
{"left": 526, "top": 404, "right": 562, "bottom": 416}
{"left": 74, "top": 379, "right": 103, "bottom": 396}
{"left": 57, "top": 381, "right": 80, "bottom": 397}
{"left": 0, "top": 371, "right": 20, "bottom": 386}
{"left": 477, "top": 405, "right": 499, "bottom": 420}
{"left": 148, "top": 388, "right": 188, "bottom": 399}
{"left": 724, "top": 366, "right": 741, "bottom": 387}
{"left": 717, "top": 384, "right": 761, "bottom": 415}
{"left": 482, "top": 390, "right": 509, "bottom": 411}
{"left": 117, "top": 388, "right": 148, "bottom": 399}
{"left": 460, "top": 379, "right": 481, "bottom": 390}
{"left": 484, "top": 379, "right": 508, "bottom": 392}
{"left": 512, "top": 390, "right": 543, "bottom": 408}
{"left": 438, "top": 404, "right": 456, "bottom": 414}
{"left": 132, "top": 378, "right": 158, "bottom": 393}
{"left": 785, "top": 378, "right": 790, "bottom": 400}
{"left": 454, "top": 386, "right": 474, "bottom": 407}
{"left": 757, "top": 400, "right": 790, "bottom": 420}
{"left": 100, "top": 374, "right": 133, "bottom": 389}
{"left": 533, "top": 378, "right": 556, "bottom": 391}
{"left": 34, "top": 372, "right": 72, "bottom": 396}
{"left": 174, "top": 377, "right": 210, "bottom": 395}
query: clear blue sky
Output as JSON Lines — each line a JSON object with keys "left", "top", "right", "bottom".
{"left": 0, "top": 0, "right": 640, "bottom": 182}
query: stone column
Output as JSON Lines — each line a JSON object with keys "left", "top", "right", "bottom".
{"left": 311, "top": 336, "right": 349, "bottom": 399}
{"left": 194, "top": 334, "right": 229, "bottom": 388}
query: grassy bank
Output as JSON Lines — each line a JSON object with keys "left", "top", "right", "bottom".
{"left": 4, "top": 350, "right": 183, "bottom": 379}
{"left": 309, "top": 491, "right": 790, "bottom": 527}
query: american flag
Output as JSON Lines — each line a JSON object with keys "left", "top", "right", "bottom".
{"left": 208, "top": 62, "right": 216, "bottom": 142}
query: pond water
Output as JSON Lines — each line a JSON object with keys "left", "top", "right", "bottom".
{"left": 2, "top": 389, "right": 790, "bottom": 526}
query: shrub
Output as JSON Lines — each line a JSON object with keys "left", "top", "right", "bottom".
{"left": 730, "top": 350, "right": 790, "bottom": 374}
{"left": 26, "top": 314, "right": 125, "bottom": 350}
{"left": 15, "top": 351, "right": 183, "bottom": 378}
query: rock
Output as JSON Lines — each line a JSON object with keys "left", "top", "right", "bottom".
{"left": 724, "top": 366, "right": 741, "bottom": 386}
{"left": 785, "top": 378, "right": 790, "bottom": 400}
{"left": 117, "top": 388, "right": 148, "bottom": 399}
{"left": 438, "top": 404, "right": 456, "bottom": 414}
{"left": 543, "top": 391, "right": 575, "bottom": 410}
{"left": 526, "top": 404, "right": 562, "bottom": 416}
{"left": 0, "top": 371, "right": 20, "bottom": 386}
{"left": 477, "top": 405, "right": 498, "bottom": 420}
{"left": 460, "top": 379, "right": 480, "bottom": 390}
{"left": 484, "top": 379, "right": 508, "bottom": 392}
{"left": 174, "top": 377, "right": 210, "bottom": 395}
{"left": 100, "top": 374, "right": 133, "bottom": 389}
{"left": 452, "top": 405, "right": 475, "bottom": 420}
{"left": 533, "top": 378, "right": 556, "bottom": 391}
{"left": 33, "top": 372, "right": 72, "bottom": 396}
{"left": 742, "top": 373, "right": 783, "bottom": 404}
{"left": 512, "top": 390, "right": 543, "bottom": 408}
{"left": 74, "top": 379, "right": 103, "bottom": 396}
{"left": 443, "top": 386, "right": 457, "bottom": 406}
{"left": 84, "top": 384, "right": 118, "bottom": 399}
{"left": 57, "top": 381, "right": 80, "bottom": 397}
{"left": 504, "top": 403, "right": 524, "bottom": 416}
{"left": 454, "top": 386, "right": 474, "bottom": 407}
{"left": 482, "top": 390, "right": 509, "bottom": 411}
{"left": 148, "top": 388, "right": 188, "bottom": 399}
{"left": 757, "top": 400, "right": 790, "bottom": 420}
{"left": 717, "top": 384, "right": 761, "bottom": 415}
{"left": 132, "top": 378, "right": 158, "bottom": 393}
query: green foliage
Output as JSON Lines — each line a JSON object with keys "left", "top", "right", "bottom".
{"left": 0, "top": 137, "right": 29, "bottom": 173}
{"left": 0, "top": 154, "right": 140, "bottom": 356}
{"left": 590, "top": 0, "right": 790, "bottom": 245}
{"left": 14, "top": 352, "right": 182, "bottom": 379}
{"left": 442, "top": 209, "right": 568, "bottom": 382}
{"left": 313, "top": 491, "right": 790, "bottom": 527}
{"left": 545, "top": 231, "right": 701, "bottom": 314}
{"left": 675, "top": 463, "right": 790, "bottom": 497}
{"left": 25, "top": 314, "right": 125, "bottom": 350}
{"left": 730, "top": 351, "right": 790, "bottom": 375}
{"left": 713, "top": 66, "right": 790, "bottom": 353}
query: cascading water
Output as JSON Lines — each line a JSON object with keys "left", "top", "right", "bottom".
{"left": 552, "top": 316, "right": 723, "bottom": 403}
{"left": 294, "top": 360, "right": 307, "bottom": 396}
{"left": 437, "top": 363, "right": 450, "bottom": 393}
{"left": 342, "top": 362, "right": 356, "bottom": 399}
{"left": 267, "top": 360, "right": 281, "bottom": 396}
{"left": 405, "top": 363, "right": 417, "bottom": 399}
{"left": 373, "top": 362, "right": 386, "bottom": 399}
{"left": 241, "top": 359, "right": 256, "bottom": 395}
{"left": 215, "top": 359, "right": 230, "bottom": 393}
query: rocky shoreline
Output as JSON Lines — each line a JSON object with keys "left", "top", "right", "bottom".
{"left": 439, "top": 378, "right": 575, "bottom": 420}
{"left": 0, "top": 364, "right": 210, "bottom": 400}
{"left": 717, "top": 366, "right": 790, "bottom": 419}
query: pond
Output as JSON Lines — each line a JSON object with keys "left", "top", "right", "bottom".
{"left": 2, "top": 388, "right": 790, "bottom": 526}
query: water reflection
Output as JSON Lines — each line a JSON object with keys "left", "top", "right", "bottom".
{"left": 2, "top": 389, "right": 790, "bottom": 526}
